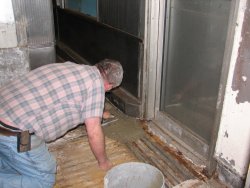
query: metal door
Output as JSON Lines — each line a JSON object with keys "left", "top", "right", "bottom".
{"left": 146, "top": 0, "right": 234, "bottom": 164}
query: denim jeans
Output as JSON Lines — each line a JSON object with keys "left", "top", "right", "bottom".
{"left": 0, "top": 135, "right": 56, "bottom": 188}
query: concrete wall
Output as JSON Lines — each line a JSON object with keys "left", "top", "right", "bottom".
{"left": 215, "top": 0, "right": 250, "bottom": 187}
{"left": 0, "top": 0, "right": 29, "bottom": 86}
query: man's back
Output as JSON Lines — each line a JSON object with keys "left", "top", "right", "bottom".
{"left": 0, "top": 62, "right": 105, "bottom": 141}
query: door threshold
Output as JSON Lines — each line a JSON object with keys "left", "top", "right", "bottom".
{"left": 146, "top": 120, "right": 211, "bottom": 173}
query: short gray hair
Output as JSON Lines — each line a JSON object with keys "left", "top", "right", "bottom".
{"left": 95, "top": 59, "right": 123, "bottom": 88}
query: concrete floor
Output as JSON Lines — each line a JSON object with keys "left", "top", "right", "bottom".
{"left": 49, "top": 101, "right": 228, "bottom": 188}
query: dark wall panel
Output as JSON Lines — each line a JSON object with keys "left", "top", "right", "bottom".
{"left": 99, "top": 0, "right": 145, "bottom": 38}
{"left": 57, "top": 9, "right": 141, "bottom": 97}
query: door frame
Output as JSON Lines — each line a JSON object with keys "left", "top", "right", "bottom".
{"left": 143, "top": 0, "right": 240, "bottom": 174}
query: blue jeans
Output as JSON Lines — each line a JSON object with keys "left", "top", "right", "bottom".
{"left": 0, "top": 135, "right": 56, "bottom": 188}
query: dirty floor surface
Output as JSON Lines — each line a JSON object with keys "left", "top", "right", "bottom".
{"left": 49, "top": 126, "right": 138, "bottom": 188}
{"left": 49, "top": 101, "right": 227, "bottom": 188}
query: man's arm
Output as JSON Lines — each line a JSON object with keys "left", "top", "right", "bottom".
{"left": 84, "top": 117, "right": 113, "bottom": 171}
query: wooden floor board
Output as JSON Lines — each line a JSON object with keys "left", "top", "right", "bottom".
{"left": 50, "top": 126, "right": 139, "bottom": 188}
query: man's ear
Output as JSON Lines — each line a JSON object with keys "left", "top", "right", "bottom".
{"left": 104, "top": 82, "right": 113, "bottom": 91}
{"left": 107, "top": 83, "right": 113, "bottom": 90}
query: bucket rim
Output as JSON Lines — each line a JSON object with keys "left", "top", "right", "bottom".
{"left": 104, "top": 162, "right": 165, "bottom": 188}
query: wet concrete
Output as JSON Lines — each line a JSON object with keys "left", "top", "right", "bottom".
{"left": 102, "top": 101, "right": 146, "bottom": 143}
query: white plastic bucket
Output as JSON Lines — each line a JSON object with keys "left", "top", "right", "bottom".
{"left": 104, "top": 162, "right": 165, "bottom": 188}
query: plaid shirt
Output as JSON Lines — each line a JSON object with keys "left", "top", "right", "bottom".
{"left": 0, "top": 62, "right": 105, "bottom": 142}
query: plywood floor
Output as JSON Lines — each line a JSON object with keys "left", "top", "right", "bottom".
{"left": 49, "top": 125, "right": 139, "bottom": 188}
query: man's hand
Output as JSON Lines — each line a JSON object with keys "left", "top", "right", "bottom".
{"left": 102, "top": 110, "right": 114, "bottom": 120}
{"left": 99, "top": 159, "right": 113, "bottom": 171}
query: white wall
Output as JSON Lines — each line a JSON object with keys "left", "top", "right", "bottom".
{"left": 215, "top": 0, "right": 250, "bottom": 178}
{"left": 0, "top": 0, "right": 17, "bottom": 48}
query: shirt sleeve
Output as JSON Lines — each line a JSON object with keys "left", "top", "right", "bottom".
{"left": 82, "top": 78, "right": 105, "bottom": 121}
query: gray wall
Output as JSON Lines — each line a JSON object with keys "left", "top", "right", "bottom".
{"left": 0, "top": 0, "right": 55, "bottom": 87}
{"left": 0, "top": 48, "right": 29, "bottom": 86}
